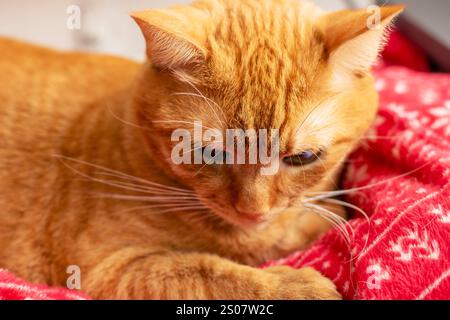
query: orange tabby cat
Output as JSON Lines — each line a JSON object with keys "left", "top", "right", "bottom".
{"left": 0, "top": 0, "right": 403, "bottom": 299}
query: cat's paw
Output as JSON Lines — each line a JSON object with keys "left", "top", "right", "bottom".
{"left": 266, "top": 266, "right": 342, "bottom": 300}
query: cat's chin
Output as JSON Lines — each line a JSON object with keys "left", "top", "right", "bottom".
{"left": 233, "top": 215, "right": 269, "bottom": 229}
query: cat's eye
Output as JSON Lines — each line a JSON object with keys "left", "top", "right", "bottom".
{"left": 283, "top": 150, "right": 323, "bottom": 167}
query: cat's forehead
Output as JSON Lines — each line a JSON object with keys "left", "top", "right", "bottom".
{"left": 203, "top": 1, "right": 327, "bottom": 131}
{"left": 207, "top": 0, "right": 325, "bottom": 72}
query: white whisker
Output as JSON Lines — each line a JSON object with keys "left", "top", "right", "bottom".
{"left": 158, "top": 206, "right": 210, "bottom": 214}
{"left": 319, "top": 198, "right": 371, "bottom": 263}
{"left": 320, "top": 198, "right": 369, "bottom": 223}
{"left": 115, "top": 204, "right": 206, "bottom": 215}
{"left": 194, "top": 154, "right": 216, "bottom": 176}
{"left": 92, "top": 193, "right": 200, "bottom": 203}
{"left": 172, "top": 73, "right": 225, "bottom": 127}
{"left": 93, "top": 173, "right": 195, "bottom": 196}
{"left": 171, "top": 92, "right": 221, "bottom": 110}
{"left": 107, "top": 103, "right": 152, "bottom": 131}
{"left": 361, "top": 135, "right": 398, "bottom": 140}
{"left": 152, "top": 120, "right": 216, "bottom": 131}
{"left": 303, "top": 203, "right": 352, "bottom": 247}
{"left": 305, "top": 160, "right": 433, "bottom": 200}
{"left": 53, "top": 155, "right": 194, "bottom": 194}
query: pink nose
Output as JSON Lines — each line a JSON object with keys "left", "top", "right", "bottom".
{"left": 234, "top": 205, "right": 269, "bottom": 221}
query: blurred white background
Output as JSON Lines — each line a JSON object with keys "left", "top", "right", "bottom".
{"left": 0, "top": 0, "right": 373, "bottom": 61}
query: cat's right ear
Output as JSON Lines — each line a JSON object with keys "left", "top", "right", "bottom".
{"left": 318, "top": 5, "right": 404, "bottom": 75}
{"left": 131, "top": 8, "right": 208, "bottom": 70}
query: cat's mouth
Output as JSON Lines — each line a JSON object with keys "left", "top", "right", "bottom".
{"left": 229, "top": 211, "right": 270, "bottom": 228}
{"left": 200, "top": 200, "right": 288, "bottom": 229}
{"left": 219, "top": 211, "right": 269, "bottom": 228}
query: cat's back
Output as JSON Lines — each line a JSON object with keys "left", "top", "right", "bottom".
{"left": 0, "top": 38, "right": 141, "bottom": 264}
{"left": 0, "top": 37, "right": 141, "bottom": 151}
{"left": 0, "top": 37, "right": 140, "bottom": 122}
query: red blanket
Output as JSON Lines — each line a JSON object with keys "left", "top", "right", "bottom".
{"left": 0, "top": 269, "right": 88, "bottom": 300}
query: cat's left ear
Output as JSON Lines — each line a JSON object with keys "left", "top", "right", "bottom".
{"left": 131, "top": 7, "right": 208, "bottom": 70}
{"left": 319, "top": 5, "right": 404, "bottom": 74}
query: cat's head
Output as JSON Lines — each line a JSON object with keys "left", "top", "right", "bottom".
{"left": 130, "top": 0, "right": 403, "bottom": 228}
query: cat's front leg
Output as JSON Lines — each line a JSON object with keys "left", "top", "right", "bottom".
{"left": 83, "top": 249, "right": 341, "bottom": 299}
